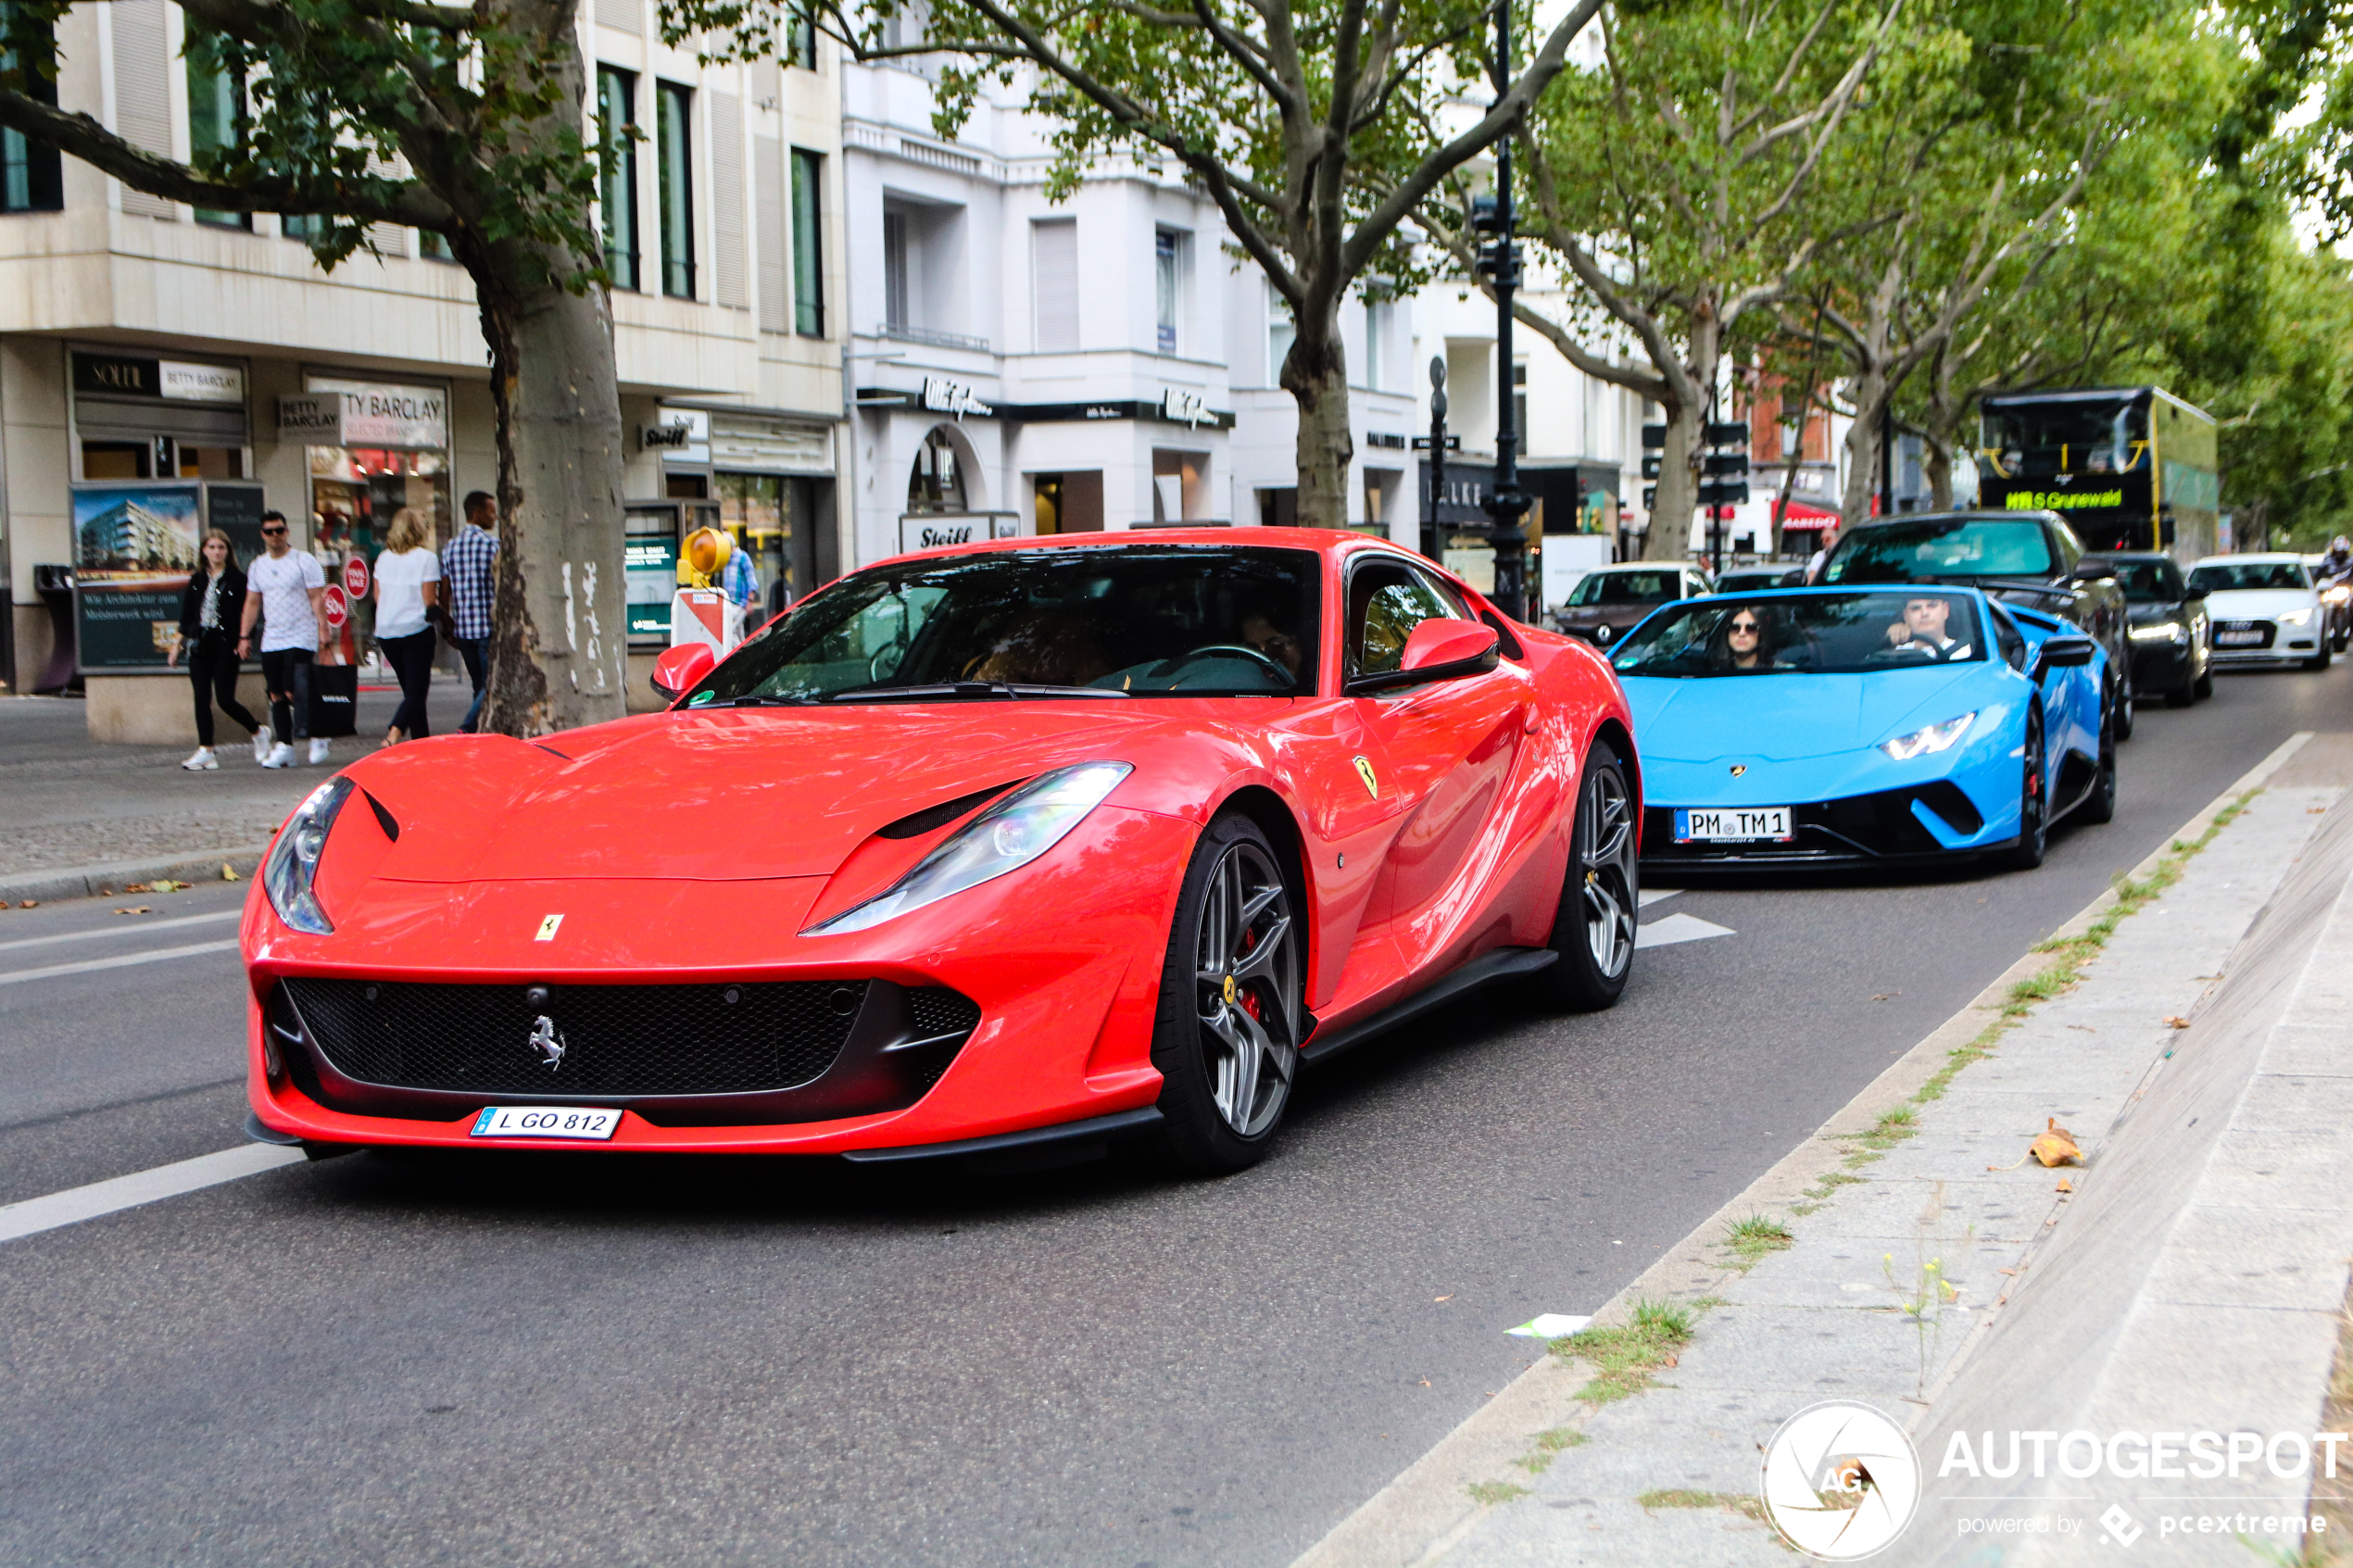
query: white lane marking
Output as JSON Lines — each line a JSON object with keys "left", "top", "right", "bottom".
{"left": 1506, "top": 1313, "right": 1592, "bottom": 1339}
{"left": 1636, "top": 912, "right": 1736, "bottom": 949}
{"left": 1638, "top": 887, "right": 1680, "bottom": 909}
{"left": 0, "top": 939, "right": 240, "bottom": 987}
{"left": 0, "top": 1145, "right": 305, "bottom": 1245}
{"left": 0, "top": 908, "right": 238, "bottom": 955}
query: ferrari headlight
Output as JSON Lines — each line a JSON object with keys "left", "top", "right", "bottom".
{"left": 2281, "top": 608, "right": 2317, "bottom": 626}
{"left": 803, "top": 761, "right": 1133, "bottom": 935}
{"left": 2131, "top": 622, "right": 2187, "bottom": 643}
{"left": 1881, "top": 713, "right": 1977, "bottom": 761}
{"left": 264, "top": 777, "right": 352, "bottom": 935}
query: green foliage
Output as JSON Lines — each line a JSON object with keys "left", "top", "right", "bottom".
{"left": 1553, "top": 1298, "right": 1696, "bottom": 1402}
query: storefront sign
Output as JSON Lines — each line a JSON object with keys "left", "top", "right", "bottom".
{"left": 922, "top": 377, "right": 994, "bottom": 419}
{"left": 1162, "top": 387, "right": 1210, "bottom": 429}
{"left": 277, "top": 395, "right": 343, "bottom": 444}
{"left": 322, "top": 583, "right": 349, "bottom": 629}
{"left": 73, "top": 353, "right": 245, "bottom": 403}
{"left": 307, "top": 378, "right": 448, "bottom": 449}
{"left": 343, "top": 555, "right": 371, "bottom": 599}
{"left": 643, "top": 408, "right": 710, "bottom": 461}
{"left": 899, "top": 514, "right": 1018, "bottom": 553}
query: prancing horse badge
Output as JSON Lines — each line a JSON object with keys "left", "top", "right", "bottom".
{"left": 1353, "top": 756, "right": 1378, "bottom": 799}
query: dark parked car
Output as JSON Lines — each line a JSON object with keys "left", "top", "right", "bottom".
{"left": 1819, "top": 510, "right": 2136, "bottom": 738}
{"left": 1554, "top": 562, "right": 1714, "bottom": 647}
{"left": 1713, "top": 566, "right": 1806, "bottom": 595}
{"left": 2082, "top": 551, "right": 2210, "bottom": 707}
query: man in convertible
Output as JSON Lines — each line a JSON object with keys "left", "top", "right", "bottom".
{"left": 1882, "top": 596, "right": 1974, "bottom": 661}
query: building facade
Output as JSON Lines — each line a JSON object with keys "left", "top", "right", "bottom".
{"left": 0, "top": 0, "right": 847, "bottom": 732}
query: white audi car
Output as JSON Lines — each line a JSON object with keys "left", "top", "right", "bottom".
{"left": 2188, "top": 554, "right": 2332, "bottom": 671}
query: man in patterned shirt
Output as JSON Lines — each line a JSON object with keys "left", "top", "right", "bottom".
{"left": 443, "top": 491, "right": 499, "bottom": 733}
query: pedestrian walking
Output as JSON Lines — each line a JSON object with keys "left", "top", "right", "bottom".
{"left": 239, "top": 510, "right": 332, "bottom": 769}
{"left": 444, "top": 490, "right": 498, "bottom": 733}
{"left": 722, "top": 531, "right": 761, "bottom": 614}
{"left": 166, "top": 529, "right": 263, "bottom": 771}
{"left": 374, "top": 507, "right": 443, "bottom": 746}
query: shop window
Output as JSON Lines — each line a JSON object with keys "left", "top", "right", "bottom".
{"left": 1363, "top": 299, "right": 1387, "bottom": 392}
{"left": 1151, "top": 448, "right": 1203, "bottom": 524}
{"left": 82, "top": 442, "right": 150, "bottom": 480}
{"left": 0, "top": 7, "right": 61, "bottom": 213}
{"left": 1266, "top": 283, "right": 1294, "bottom": 386}
{"left": 177, "top": 445, "right": 244, "bottom": 479}
{"left": 185, "top": 31, "right": 249, "bottom": 230}
{"left": 883, "top": 207, "right": 908, "bottom": 331}
{"left": 598, "top": 65, "right": 639, "bottom": 290}
{"left": 791, "top": 148, "right": 824, "bottom": 335}
{"left": 1033, "top": 473, "right": 1061, "bottom": 534}
{"left": 720, "top": 471, "right": 801, "bottom": 612}
{"left": 303, "top": 377, "right": 453, "bottom": 581}
{"left": 1032, "top": 218, "right": 1077, "bottom": 352}
{"left": 1258, "top": 487, "right": 1299, "bottom": 528}
{"left": 907, "top": 429, "right": 966, "bottom": 513}
{"left": 656, "top": 81, "right": 695, "bottom": 298}
{"left": 666, "top": 472, "right": 707, "bottom": 499}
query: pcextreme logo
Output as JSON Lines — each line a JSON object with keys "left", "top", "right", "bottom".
{"left": 1759, "top": 1400, "right": 1922, "bottom": 1560}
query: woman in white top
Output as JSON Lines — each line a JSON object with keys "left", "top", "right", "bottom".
{"left": 373, "top": 508, "right": 443, "bottom": 746}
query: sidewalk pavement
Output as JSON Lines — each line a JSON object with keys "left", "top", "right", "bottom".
{"left": 1300, "top": 732, "right": 2353, "bottom": 1567}
{"left": 0, "top": 680, "right": 475, "bottom": 905}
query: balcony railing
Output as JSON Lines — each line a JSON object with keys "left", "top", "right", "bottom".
{"left": 879, "top": 323, "right": 990, "bottom": 353}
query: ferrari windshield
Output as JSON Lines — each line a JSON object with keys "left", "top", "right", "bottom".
{"left": 685, "top": 546, "right": 1321, "bottom": 704}
{"left": 1608, "top": 592, "right": 1988, "bottom": 678}
{"left": 1823, "top": 518, "right": 2055, "bottom": 583}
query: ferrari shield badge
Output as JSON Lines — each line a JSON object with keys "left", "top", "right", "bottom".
{"left": 1353, "top": 756, "right": 1378, "bottom": 799}
{"left": 535, "top": 913, "right": 564, "bottom": 942}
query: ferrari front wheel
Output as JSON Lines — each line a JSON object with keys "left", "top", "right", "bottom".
{"left": 1149, "top": 813, "right": 1304, "bottom": 1176}
{"left": 1534, "top": 738, "right": 1637, "bottom": 1012}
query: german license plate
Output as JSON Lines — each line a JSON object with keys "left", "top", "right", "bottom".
{"left": 470, "top": 1106, "right": 622, "bottom": 1141}
{"left": 2216, "top": 628, "right": 2265, "bottom": 646}
{"left": 1675, "top": 806, "right": 1793, "bottom": 842}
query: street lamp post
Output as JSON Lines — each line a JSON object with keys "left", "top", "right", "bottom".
{"left": 1425, "top": 357, "right": 1449, "bottom": 562}
{"left": 1478, "top": 0, "right": 1531, "bottom": 621}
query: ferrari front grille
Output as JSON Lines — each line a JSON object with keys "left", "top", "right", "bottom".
{"left": 282, "top": 977, "right": 894, "bottom": 1098}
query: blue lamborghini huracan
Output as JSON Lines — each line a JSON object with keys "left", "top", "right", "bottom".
{"left": 1610, "top": 586, "right": 2113, "bottom": 871}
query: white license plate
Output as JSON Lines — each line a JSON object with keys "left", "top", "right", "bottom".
{"left": 2216, "top": 629, "right": 2266, "bottom": 646}
{"left": 470, "top": 1106, "right": 623, "bottom": 1141}
{"left": 1676, "top": 806, "right": 1793, "bottom": 842}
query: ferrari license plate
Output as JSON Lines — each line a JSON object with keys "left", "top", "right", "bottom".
{"left": 470, "top": 1106, "right": 622, "bottom": 1141}
{"left": 1676, "top": 806, "right": 1793, "bottom": 842}
{"left": 2216, "top": 627, "right": 2266, "bottom": 646}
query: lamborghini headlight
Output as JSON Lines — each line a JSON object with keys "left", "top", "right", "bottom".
{"left": 803, "top": 761, "right": 1133, "bottom": 935}
{"left": 2131, "top": 622, "right": 2187, "bottom": 643}
{"left": 2281, "top": 608, "right": 2317, "bottom": 626}
{"left": 264, "top": 777, "right": 352, "bottom": 935}
{"left": 1881, "top": 713, "right": 1977, "bottom": 761}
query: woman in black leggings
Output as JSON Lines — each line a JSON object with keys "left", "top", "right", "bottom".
{"left": 167, "top": 531, "right": 262, "bottom": 770}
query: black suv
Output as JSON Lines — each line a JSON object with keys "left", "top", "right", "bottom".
{"left": 2081, "top": 551, "right": 2210, "bottom": 707}
{"left": 1819, "top": 510, "right": 2136, "bottom": 738}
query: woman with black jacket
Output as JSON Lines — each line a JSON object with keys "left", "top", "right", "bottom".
{"left": 166, "top": 529, "right": 265, "bottom": 770}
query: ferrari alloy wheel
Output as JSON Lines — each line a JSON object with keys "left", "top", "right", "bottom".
{"left": 1151, "top": 813, "right": 1303, "bottom": 1175}
{"left": 1536, "top": 739, "right": 1637, "bottom": 1011}
{"left": 2005, "top": 712, "right": 2047, "bottom": 871}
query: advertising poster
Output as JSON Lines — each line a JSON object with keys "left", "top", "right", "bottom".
{"left": 206, "top": 483, "right": 269, "bottom": 567}
{"left": 71, "top": 483, "right": 202, "bottom": 671}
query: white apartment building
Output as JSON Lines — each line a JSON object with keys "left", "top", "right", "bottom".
{"left": 0, "top": 0, "right": 847, "bottom": 734}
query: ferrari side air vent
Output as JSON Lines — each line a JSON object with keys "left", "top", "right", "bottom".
{"left": 361, "top": 789, "right": 400, "bottom": 841}
{"left": 876, "top": 780, "right": 1025, "bottom": 840}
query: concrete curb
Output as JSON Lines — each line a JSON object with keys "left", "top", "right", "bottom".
{"left": 1289, "top": 730, "right": 2319, "bottom": 1568}
{"left": 0, "top": 844, "right": 270, "bottom": 907}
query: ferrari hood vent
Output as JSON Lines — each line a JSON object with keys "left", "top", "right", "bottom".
{"left": 876, "top": 780, "right": 1026, "bottom": 840}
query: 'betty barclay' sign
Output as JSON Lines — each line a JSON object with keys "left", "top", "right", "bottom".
{"left": 304, "top": 378, "right": 448, "bottom": 448}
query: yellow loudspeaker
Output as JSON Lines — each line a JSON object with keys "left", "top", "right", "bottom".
{"left": 679, "top": 525, "right": 735, "bottom": 588}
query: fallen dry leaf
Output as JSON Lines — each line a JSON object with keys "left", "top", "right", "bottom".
{"left": 112, "top": 907, "right": 150, "bottom": 916}
{"left": 17, "top": 899, "right": 34, "bottom": 909}
{"left": 153, "top": 879, "right": 190, "bottom": 892}
{"left": 2031, "top": 1119, "right": 2084, "bottom": 1167}
{"left": 1872, "top": 991, "right": 1901, "bottom": 1002}
{"left": 2164, "top": 1016, "right": 2191, "bottom": 1030}
{"left": 1434, "top": 1295, "right": 1453, "bottom": 1303}
{"left": 221, "top": 864, "right": 240, "bottom": 882}
{"left": 1998, "top": 1268, "right": 2019, "bottom": 1276}
{"left": 2055, "top": 1176, "right": 2074, "bottom": 1194}
{"left": 123, "top": 883, "right": 149, "bottom": 894}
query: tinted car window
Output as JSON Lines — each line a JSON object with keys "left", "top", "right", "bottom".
{"left": 1823, "top": 518, "right": 2056, "bottom": 583}
{"left": 1568, "top": 570, "right": 1684, "bottom": 606}
{"left": 1608, "top": 592, "right": 1986, "bottom": 677}
{"left": 1988, "top": 602, "right": 2028, "bottom": 671}
{"left": 2190, "top": 561, "right": 2311, "bottom": 592}
{"left": 686, "top": 546, "right": 1319, "bottom": 703}
{"left": 1349, "top": 560, "right": 1460, "bottom": 678}
{"left": 2097, "top": 558, "right": 2186, "bottom": 602}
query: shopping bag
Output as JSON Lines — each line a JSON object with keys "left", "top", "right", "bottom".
{"left": 307, "top": 658, "right": 359, "bottom": 737}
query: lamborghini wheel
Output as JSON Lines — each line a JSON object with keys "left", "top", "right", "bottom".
{"left": 1149, "top": 813, "right": 1304, "bottom": 1176}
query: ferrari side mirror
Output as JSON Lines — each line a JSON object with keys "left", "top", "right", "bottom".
{"left": 1351, "top": 619, "right": 1501, "bottom": 694}
{"left": 652, "top": 643, "right": 717, "bottom": 702}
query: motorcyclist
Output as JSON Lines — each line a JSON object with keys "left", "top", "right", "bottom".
{"left": 2321, "top": 536, "right": 2353, "bottom": 651}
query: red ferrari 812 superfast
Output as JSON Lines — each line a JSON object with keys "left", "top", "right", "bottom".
{"left": 244, "top": 529, "right": 1642, "bottom": 1174}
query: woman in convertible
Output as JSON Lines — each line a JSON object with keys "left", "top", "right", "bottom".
{"left": 1707, "top": 605, "right": 1781, "bottom": 672}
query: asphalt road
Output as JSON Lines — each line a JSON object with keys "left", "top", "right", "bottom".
{"left": 3, "top": 664, "right": 2347, "bottom": 1567}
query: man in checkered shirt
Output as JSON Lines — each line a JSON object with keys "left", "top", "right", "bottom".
{"left": 443, "top": 491, "right": 499, "bottom": 733}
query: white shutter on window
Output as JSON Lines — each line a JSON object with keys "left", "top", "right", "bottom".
{"left": 111, "top": 0, "right": 174, "bottom": 220}
{"left": 594, "top": 0, "right": 642, "bottom": 32}
{"left": 755, "top": 133, "right": 786, "bottom": 332}
{"left": 711, "top": 92, "right": 746, "bottom": 308}
{"left": 1033, "top": 219, "right": 1078, "bottom": 352}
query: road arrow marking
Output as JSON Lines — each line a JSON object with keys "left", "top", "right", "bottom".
{"left": 1636, "top": 912, "right": 1736, "bottom": 949}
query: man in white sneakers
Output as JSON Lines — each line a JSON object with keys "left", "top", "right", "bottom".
{"left": 238, "top": 511, "right": 333, "bottom": 767}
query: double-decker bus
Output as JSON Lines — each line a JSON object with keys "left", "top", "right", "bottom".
{"left": 1978, "top": 386, "right": 2220, "bottom": 559}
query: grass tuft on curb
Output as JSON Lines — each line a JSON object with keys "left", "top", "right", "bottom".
{"left": 1723, "top": 1213, "right": 1796, "bottom": 1268}
{"left": 1636, "top": 1488, "right": 1769, "bottom": 1523}
{"left": 1513, "top": 1426, "right": 1590, "bottom": 1474}
{"left": 1553, "top": 1298, "right": 1696, "bottom": 1403}
{"left": 1466, "top": 1480, "right": 1529, "bottom": 1507}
